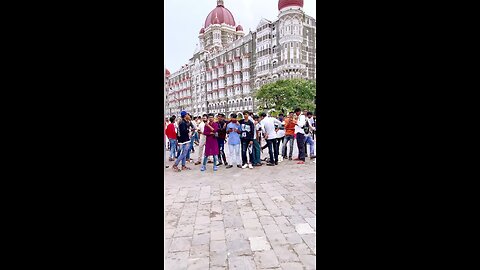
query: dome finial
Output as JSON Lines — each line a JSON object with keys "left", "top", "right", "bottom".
{"left": 217, "top": 0, "right": 224, "bottom": 6}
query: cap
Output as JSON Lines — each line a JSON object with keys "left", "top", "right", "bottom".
{"left": 180, "top": 111, "right": 187, "bottom": 118}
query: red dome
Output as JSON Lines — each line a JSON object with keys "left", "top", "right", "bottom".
{"left": 236, "top": 25, "right": 243, "bottom": 31}
{"left": 165, "top": 69, "right": 170, "bottom": 77}
{"left": 278, "top": 0, "right": 304, "bottom": 10}
{"left": 199, "top": 28, "right": 205, "bottom": 34}
{"left": 205, "top": 4, "right": 236, "bottom": 28}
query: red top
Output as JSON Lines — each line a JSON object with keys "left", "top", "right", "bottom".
{"left": 165, "top": 123, "right": 177, "bottom": 139}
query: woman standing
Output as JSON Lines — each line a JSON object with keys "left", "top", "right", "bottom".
{"left": 201, "top": 113, "right": 219, "bottom": 171}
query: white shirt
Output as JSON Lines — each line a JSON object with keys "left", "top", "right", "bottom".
{"left": 197, "top": 122, "right": 206, "bottom": 139}
{"left": 305, "top": 117, "right": 315, "bottom": 137}
{"left": 260, "top": 117, "right": 282, "bottom": 140}
{"left": 294, "top": 114, "right": 306, "bottom": 134}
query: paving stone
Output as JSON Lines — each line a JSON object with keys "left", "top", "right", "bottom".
{"left": 226, "top": 239, "right": 252, "bottom": 256}
{"left": 280, "top": 262, "right": 304, "bottom": 270}
{"left": 165, "top": 251, "right": 189, "bottom": 270}
{"left": 186, "top": 257, "right": 209, "bottom": 270}
{"left": 173, "top": 224, "right": 194, "bottom": 238}
{"left": 295, "top": 223, "right": 315, "bottom": 235}
{"left": 248, "top": 236, "right": 271, "bottom": 251}
{"left": 301, "top": 234, "right": 316, "bottom": 254}
{"left": 292, "top": 243, "right": 313, "bottom": 255}
{"left": 189, "top": 244, "right": 209, "bottom": 258}
{"left": 298, "top": 254, "right": 316, "bottom": 270}
{"left": 253, "top": 250, "right": 280, "bottom": 268}
{"left": 210, "top": 228, "right": 226, "bottom": 241}
{"left": 228, "top": 256, "right": 257, "bottom": 270}
{"left": 164, "top": 144, "right": 316, "bottom": 269}
{"left": 271, "top": 244, "right": 300, "bottom": 263}
{"left": 192, "top": 233, "right": 210, "bottom": 246}
{"left": 169, "top": 237, "right": 192, "bottom": 252}
{"left": 210, "top": 240, "right": 227, "bottom": 253}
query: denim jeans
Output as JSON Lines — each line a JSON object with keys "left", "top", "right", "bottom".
{"left": 282, "top": 135, "right": 294, "bottom": 158}
{"left": 217, "top": 138, "right": 227, "bottom": 164}
{"left": 241, "top": 140, "right": 253, "bottom": 165}
{"left": 203, "top": 155, "right": 218, "bottom": 166}
{"left": 169, "top": 139, "right": 177, "bottom": 159}
{"left": 186, "top": 136, "right": 195, "bottom": 160}
{"left": 252, "top": 139, "right": 261, "bottom": 164}
{"left": 174, "top": 142, "right": 191, "bottom": 166}
{"left": 305, "top": 136, "right": 315, "bottom": 156}
{"left": 296, "top": 133, "right": 305, "bottom": 161}
{"left": 266, "top": 139, "right": 278, "bottom": 163}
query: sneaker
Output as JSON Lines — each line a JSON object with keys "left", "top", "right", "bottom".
{"left": 226, "top": 165, "right": 233, "bottom": 169}
{"left": 224, "top": 162, "right": 229, "bottom": 166}
{"left": 275, "top": 161, "right": 278, "bottom": 165}
{"left": 310, "top": 155, "right": 316, "bottom": 159}
{"left": 242, "top": 164, "right": 248, "bottom": 169}
{"left": 195, "top": 161, "right": 201, "bottom": 165}
{"left": 266, "top": 163, "right": 275, "bottom": 166}
{"left": 213, "top": 166, "right": 218, "bottom": 171}
{"left": 200, "top": 165, "right": 206, "bottom": 171}
{"left": 248, "top": 164, "right": 253, "bottom": 169}
{"left": 208, "top": 160, "right": 214, "bottom": 164}
{"left": 217, "top": 162, "right": 223, "bottom": 166}
{"left": 237, "top": 165, "right": 242, "bottom": 168}
{"left": 289, "top": 157, "right": 292, "bottom": 160}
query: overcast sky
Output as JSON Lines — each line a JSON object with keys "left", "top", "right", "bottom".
{"left": 165, "top": 0, "right": 316, "bottom": 73}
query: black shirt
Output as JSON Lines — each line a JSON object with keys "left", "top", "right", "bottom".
{"left": 239, "top": 119, "right": 254, "bottom": 141}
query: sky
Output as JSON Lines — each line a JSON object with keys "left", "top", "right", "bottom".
{"left": 165, "top": 0, "right": 316, "bottom": 73}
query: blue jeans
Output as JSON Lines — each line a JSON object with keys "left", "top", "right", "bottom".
{"left": 241, "top": 140, "right": 253, "bottom": 165}
{"left": 175, "top": 142, "right": 191, "bottom": 167}
{"left": 186, "top": 136, "right": 195, "bottom": 160}
{"left": 305, "top": 136, "right": 315, "bottom": 156}
{"left": 203, "top": 155, "right": 218, "bottom": 166}
{"left": 252, "top": 139, "right": 261, "bottom": 164}
{"left": 169, "top": 139, "right": 177, "bottom": 159}
{"left": 282, "top": 135, "right": 295, "bottom": 158}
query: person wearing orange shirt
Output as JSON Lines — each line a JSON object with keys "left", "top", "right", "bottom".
{"left": 282, "top": 111, "right": 296, "bottom": 160}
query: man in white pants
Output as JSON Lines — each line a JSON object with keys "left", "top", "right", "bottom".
{"left": 195, "top": 114, "right": 208, "bottom": 165}
{"left": 225, "top": 114, "right": 242, "bottom": 169}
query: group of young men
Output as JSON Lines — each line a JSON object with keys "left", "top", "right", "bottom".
{"left": 164, "top": 108, "right": 317, "bottom": 172}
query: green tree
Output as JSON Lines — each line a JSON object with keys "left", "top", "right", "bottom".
{"left": 254, "top": 79, "right": 316, "bottom": 114}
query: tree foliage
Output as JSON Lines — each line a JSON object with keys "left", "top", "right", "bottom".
{"left": 254, "top": 79, "right": 316, "bottom": 114}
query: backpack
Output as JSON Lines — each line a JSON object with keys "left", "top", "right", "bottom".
{"left": 302, "top": 118, "right": 309, "bottom": 134}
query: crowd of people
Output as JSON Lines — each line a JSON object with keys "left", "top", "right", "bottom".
{"left": 164, "top": 109, "right": 317, "bottom": 172}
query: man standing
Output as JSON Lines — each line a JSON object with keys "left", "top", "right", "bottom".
{"left": 305, "top": 112, "right": 316, "bottom": 159}
{"left": 225, "top": 114, "right": 242, "bottom": 169}
{"left": 239, "top": 111, "right": 255, "bottom": 169}
{"left": 252, "top": 115, "right": 262, "bottom": 166}
{"left": 172, "top": 111, "right": 192, "bottom": 172}
{"left": 216, "top": 113, "right": 228, "bottom": 166}
{"left": 259, "top": 112, "right": 282, "bottom": 166}
{"left": 195, "top": 114, "right": 208, "bottom": 165}
{"left": 276, "top": 114, "right": 285, "bottom": 162}
{"left": 201, "top": 113, "right": 219, "bottom": 172}
{"left": 165, "top": 116, "right": 177, "bottom": 161}
{"left": 282, "top": 112, "right": 295, "bottom": 160}
{"left": 293, "top": 108, "right": 306, "bottom": 164}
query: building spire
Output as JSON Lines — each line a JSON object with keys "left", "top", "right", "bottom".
{"left": 217, "top": 0, "right": 224, "bottom": 7}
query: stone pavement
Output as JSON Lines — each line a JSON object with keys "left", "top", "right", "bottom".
{"left": 164, "top": 141, "right": 316, "bottom": 270}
